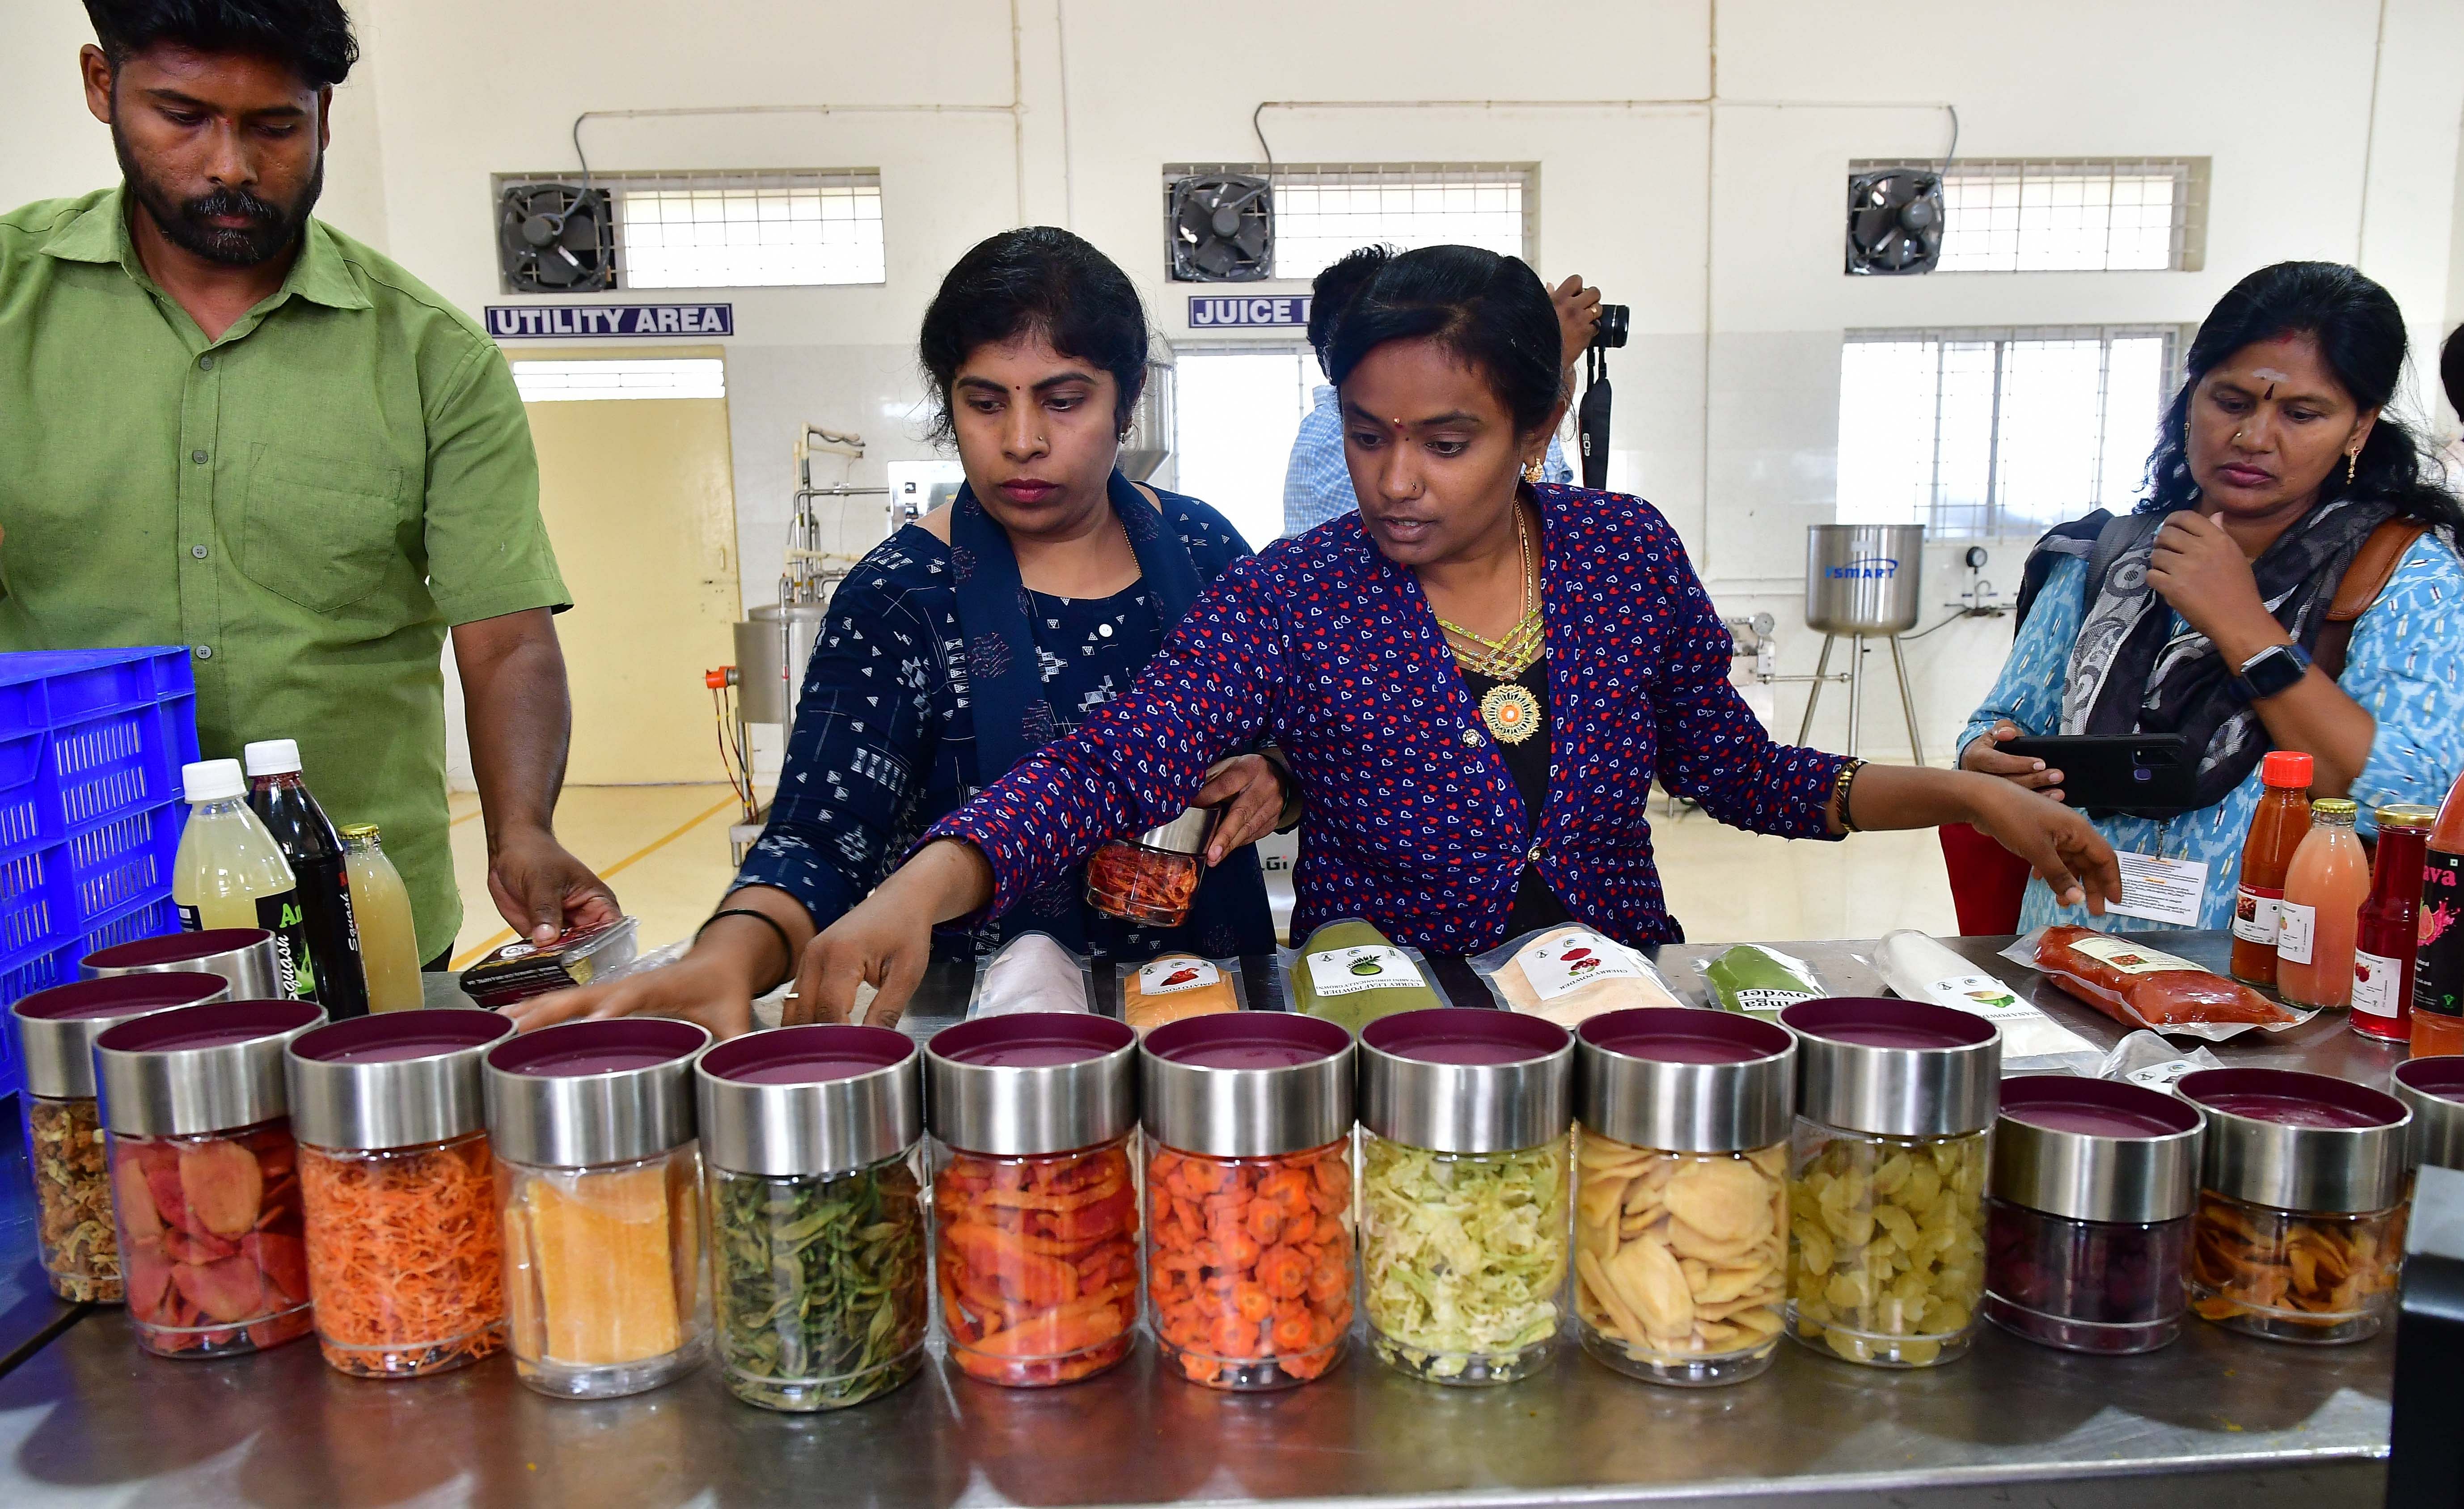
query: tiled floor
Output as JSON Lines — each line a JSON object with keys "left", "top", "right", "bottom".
{"left": 448, "top": 785, "right": 1962, "bottom": 965}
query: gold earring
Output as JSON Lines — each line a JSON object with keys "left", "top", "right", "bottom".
{"left": 1522, "top": 458, "right": 1544, "bottom": 483}
{"left": 2347, "top": 450, "right": 2360, "bottom": 485}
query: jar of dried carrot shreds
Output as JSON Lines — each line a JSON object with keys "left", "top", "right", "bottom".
{"left": 1139, "top": 1012, "right": 1356, "bottom": 1390}
{"left": 287, "top": 1009, "right": 517, "bottom": 1379}
{"left": 926, "top": 1013, "right": 1140, "bottom": 1388}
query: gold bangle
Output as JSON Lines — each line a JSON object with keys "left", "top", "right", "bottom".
{"left": 1830, "top": 758, "right": 1867, "bottom": 835}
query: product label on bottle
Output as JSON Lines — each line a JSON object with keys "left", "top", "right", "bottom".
{"left": 2065, "top": 935, "right": 2202, "bottom": 975}
{"left": 1515, "top": 928, "right": 1649, "bottom": 1002}
{"left": 2420, "top": 849, "right": 2464, "bottom": 1019}
{"left": 1305, "top": 945, "right": 1420, "bottom": 997}
{"left": 2231, "top": 885, "right": 2283, "bottom": 945}
{"left": 177, "top": 903, "right": 202, "bottom": 933}
{"left": 258, "top": 890, "right": 319, "bottom": 1000}
{"left": 1137, "top": 958, "right": 1221, "bottom": 996}
{"left": 2276, "top": 903, "right": 2318, "bottom": 966}
{"left": 2351, "top": 950, "right": 2404, "bottom": 1022}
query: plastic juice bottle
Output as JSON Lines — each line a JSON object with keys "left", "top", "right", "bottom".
{"left": 2230, "top": 751, "right": 2315, "bottom": 986}
{"left": 172, "top": 759, "right": 317, "bottom": 1000}
{"left": 2275, "top": 798, "right": 2368, "bottom": 1009}
{"left": 244, "top": 740, "right": 367, "bottom": 1020}
{"left": 2351, "top": 805, "right": 2436, "bottom": 1043}
{"left": 2413, "top": 770, "right": 2464, "bottom": 1058}
{"left": 340, "top": 824, "right": 423, "bottom": 1013}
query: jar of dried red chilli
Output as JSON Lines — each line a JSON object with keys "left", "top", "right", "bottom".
{"left": 10, "top": 974, "right": 228, "bottom": 1303}
{"left": 2177, "top": 1067, "right": 2412, "bottom": 1345}
{"left": 1084, "top": 808, "right": 1215, "bottom": 928}
{"left": 93, "top": 998, "right": 327, "bottom": 1358}
{"left": 926, "top": 1013, "right": 1140, "bottom": 1387}
{"left": 1140, "top": 1012, "right": 1356, "bottom": 1390}
{"left": 1984, "top": 1076, "right": 2202, "bottom": 1355}
{"left": 287, "top": 1009, "right": 516, "bottom": 1379}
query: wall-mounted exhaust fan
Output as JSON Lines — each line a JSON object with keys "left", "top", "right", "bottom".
{"left": 499, "top": 182, "right": 615, "bottom": 292}
{"left": 1845, "top": 168, "right": 1944, "bottom": 276}
{"left": 1167, "top": 173, "right": 1273, "bottom": 282}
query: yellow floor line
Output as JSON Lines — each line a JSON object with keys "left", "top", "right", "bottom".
{"left": 448, "top": 795, "right": 741, "bottom": 970}
{"left": 448, "top": 808, "right": 483, "bottom": 828}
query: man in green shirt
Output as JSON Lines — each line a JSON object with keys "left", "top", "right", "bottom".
{"left": 0, "top": 0, "right": 617, "bottom": 968}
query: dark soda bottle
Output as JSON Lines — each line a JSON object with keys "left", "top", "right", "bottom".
{"left": 243, "top": 739, "right": 368, "bottom": 1019}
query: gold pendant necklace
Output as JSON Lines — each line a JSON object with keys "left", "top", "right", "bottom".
{"left": 1437, "top": 505, "right": 1545, "bottom": 679}
{"left": 1479, "top": 680, "right": 1543, "bottom": 743}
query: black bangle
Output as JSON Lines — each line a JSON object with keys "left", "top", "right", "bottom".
{"left": 697, "top": 907, "right": 796, "bottom": 989}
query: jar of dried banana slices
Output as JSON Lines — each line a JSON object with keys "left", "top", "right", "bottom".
{"left": 1572, "top": 1009, "right": 1796, "bottom": 1386}
{"left": 1778, "top": 997, "right": 2000, "bottom": 1369}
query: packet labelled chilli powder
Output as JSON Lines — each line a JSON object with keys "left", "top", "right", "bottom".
{"left": 2027, "top": 926, "right": 2303, "bottom": 1038}
{"left": 462, "top": 917, "right": 640, "bottom": 1009}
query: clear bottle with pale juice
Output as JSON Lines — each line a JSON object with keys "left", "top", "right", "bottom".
{"left": 340, "top": 824, "right": 423, "bottom": 1013}
{"left": 172, "top": 759, "right": 318, "bottom": 999}
{"left": 2275, "top": 798, "right": 2368, "bottom": 1010}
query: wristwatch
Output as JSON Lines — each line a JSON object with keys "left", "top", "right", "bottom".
{"left": 2232, "top": 642, "right": 2312, "bottom": 702}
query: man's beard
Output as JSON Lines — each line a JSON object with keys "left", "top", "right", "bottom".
{"left": 113, "top": 125, "right": 322, "bottom": 267}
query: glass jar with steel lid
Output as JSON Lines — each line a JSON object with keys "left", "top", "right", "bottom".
{"left": 83, "top": 928, "right": 285, "bottom": 1000}
{"left": 2178, "top": 1067, "right": 2412, "bottom": 1344}
{"left": 1572, "top": 1009, "right": 1795, "bottom": 1386}
{"left": 1984, "top": 1076, "right": 2202, "bottom": 1355}
{"left": 94, "top": 998, "right": 327, "bottom": 1357}
{"left": 1141, "top": 1012, "right": 1355, "bottom": 1390}
{"left": 1357, "top": 1008, "right": 1573, "bottom": 1385}
{"left": 11, "top": 974, "right": 228, "bottom": 1302}
{"left": 698, "top": 1024, "right": 928, "bottom": 1412}
{"left": 1085, "top": 807, "right": 1216, "bottom": 928}
{"left": 485, "top": 1018, "right": 712, "bottom": 1399}
{"left": 1779, "top": 996, "right": 1999, "bottom": 1369}
{"left": 287, "top": 1010, "right": 516, "bottom": 1379}
{"left": 2393, "top": 1057, "right": 2464, "bottom": 1173}
{"left": 927, "top": 1013, "right": 1140, "bottom": 1387}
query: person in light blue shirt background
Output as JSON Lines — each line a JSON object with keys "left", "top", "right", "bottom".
{"left": 1283, "top": 246, "right": 1598, "bottom": 536}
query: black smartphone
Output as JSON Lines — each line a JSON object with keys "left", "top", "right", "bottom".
{"left": 2000, "top": 733, "right": 2194, "bottom": 813}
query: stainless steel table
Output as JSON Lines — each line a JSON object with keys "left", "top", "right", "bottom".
{"left": 0, "top": 933, "right": 2405, "bottom": 1508}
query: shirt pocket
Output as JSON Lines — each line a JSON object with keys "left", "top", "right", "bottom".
{"left": 240, "top": 444, "right": 410, "bottom": 613}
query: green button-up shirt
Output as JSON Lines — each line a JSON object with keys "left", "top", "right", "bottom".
{"left": 0, "top": 188, "right": 570, "bottom": 962}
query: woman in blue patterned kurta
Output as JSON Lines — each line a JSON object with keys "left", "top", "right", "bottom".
{"left": 1961, "top": 262, "right": 2464, "bottom": 935}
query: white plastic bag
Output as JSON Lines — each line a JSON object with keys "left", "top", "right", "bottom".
{"left": 1875, "top": 930, "right": 2100, "bottom": 1070}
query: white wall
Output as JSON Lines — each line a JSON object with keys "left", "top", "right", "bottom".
{"left": 9, "top": 0, "right": 2463, "bottom": 771}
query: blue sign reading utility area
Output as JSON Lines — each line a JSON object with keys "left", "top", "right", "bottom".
{"left": 1187, "top": 294, "right": 1313, "bottom": 329}
{"left": 485, "top": 303, "right": 735, "bottom": 339}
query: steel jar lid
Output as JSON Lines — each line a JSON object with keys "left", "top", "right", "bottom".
{"left": 1780, "top": 997, "right": 2000, "bottom": 1139}
{"left": 926, "top": 1013, "right": 1137, "bottom": 1157}
{"left": 1991, "top": 1075, "right": 2204, "bottom": 1225}
{"left": 1140, "top": 1013, "right": 1352, "bottom": 1157}
{"left": 82, "top": 928, "right": 285, "bottom": 1000}
{"left": 2393, "top": 1058, "right": 2464, "bottom": 1174}
{"left": 1359, "top": 1008, "right": 1572, "bottom": 1154}
{"left": 1576, "top": 1009, "right": 1795, "bottom": 1153}
{"left": 1129, "top": 806, "right": 1216, "bottom": 856}
{"left": 12, "top": 973, "right": 229, "bottom": 1100}
{"left": 2177, "top": 1068, "right": 2411, "bottom": 1214}
{"left": 287, "top": 1010, "right": 516, "bottom": 1151}
{"left": 483, "top": 1018, "right": 709, "bottom": 1168}
{"left": 697, "top": 1024, "right": 921, "bottom": 1176}
{"left": 94, "top": 999, "right": 327, "bottom": 1136}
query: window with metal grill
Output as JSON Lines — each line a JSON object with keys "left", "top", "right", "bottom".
{"left": 497, "top": 170, "right": 885, "bottom": 290}
{"left": 1166, "top": 164, "right": 1536, "bottom": 283}
{"left": 1854, "top": 158, "right": 2208, "bottom": 273}
{"left": 1837, "top": 326, "right": 2181, "bottom": 540}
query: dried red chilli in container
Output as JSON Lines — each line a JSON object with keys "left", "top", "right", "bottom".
{"left": 1084, "top": 808, "right": 1214, "bottom": 928}
{"left": 287, "top": 1010, "right": 516, "bottom": 1378}
{"left": 10, "top": 974, "right": 229, "bottom": 1303}
{"left": 94, "top": 999, "right": 327, "bottom": 1358}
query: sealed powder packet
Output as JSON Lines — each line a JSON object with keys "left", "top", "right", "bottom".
{"left": 462, "top": 916, "right": 641, "bottom": 1010}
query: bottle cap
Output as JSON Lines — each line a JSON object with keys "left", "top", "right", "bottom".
{"left": 2260, "top": 750, "right": 2314, "bottom": 788}
{"left": 338, "top": 823, "right": 381, "bottom": 843}
{"left": 2313, "top": 797, "right": 2358, "bottom": 823}
{"left": 181, "top": 759, "right": 247, "bottom": 803}
{"left": 2379, "top": 803, "right": 2437, "bottom": 832}
{"left": 241, "top": 739, "right": 303, "bottom": 777}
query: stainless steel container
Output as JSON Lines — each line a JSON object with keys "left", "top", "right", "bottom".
{"left": 1358, "top": 1008, "right": 1572, "bottom": 1154}
{"left": 13, "top": 973, "right": 228, "bottom": 1100}
{"left": 1575, "top": 1008, "right": 1794, "bottom": 1153}
{"left": 697, "top": 1023, "right": 921, "bottom": 1176}
{"left": 287, "top": 1010, "right": 515, "bottom": 1152}
{"left": 1129, "top": 807, "right": 1215, "bottom": 857}
{"left": 734, "top": 603, "right": 832, "bottom": 725}
{"left": 1992, "top": 1077, "right": 2203, "bottom": 1226}
{"left": 2393, "top": 1058, "right": 2464, "bottom": 1172}
{"left": 924, "top": 1013, "right": 1137, "bottom": 1156}
{"left": 93, "top": 999, "right": 326, "bottom": 1136}
{"left": 1140, "top": 1013, "right": 1352, "bottom": 1157}
{"left": 1805, "top": 524, "right": 1924, "bottom": 635}
{"left": 83, "top": 928, "right": 285, "bottom": 1000}
{"left": 1781, "top": 997, "right": 2000, "bottom": 1138}
{"left": 1118, "top": 357, "right": 1174, "bottom": 482}
{"left": 2177, "top": 1068, "right": 2410, "bottom": 1215}
{"left": 483, "top": 1018, "right": 709, "bottom": 1167}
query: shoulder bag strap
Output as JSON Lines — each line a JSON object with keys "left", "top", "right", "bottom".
{"left": 2313, "top": 518, "right": 2431, "bottom": 682}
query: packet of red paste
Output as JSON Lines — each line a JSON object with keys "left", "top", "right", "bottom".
{"left": 463, "top": 916, "right": 641, "bottom": 1009}
{"left": 2007, "top": 925, "right": 2310, "bottom": 1042}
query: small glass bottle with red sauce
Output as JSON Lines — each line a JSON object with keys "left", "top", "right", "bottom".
{"left": 2230, "top": 751, "right": 2314, "bottom": 987}
{"left": 1085, "top": 807, "right": 1216, "bottom": 928}
{"left": 2352, "top": 805, "right": 2436, "bottom": 1043}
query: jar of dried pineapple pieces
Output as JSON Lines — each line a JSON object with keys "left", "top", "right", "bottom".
{"left": 2177, "top": 1068, "right": 2412, "bottom": 1345}
{"left": 1778, "top": 997, "right": 2000, "bottom": 1369}
{"left": 1572, "top": 1009, "right": 1796, "bottom": 1386}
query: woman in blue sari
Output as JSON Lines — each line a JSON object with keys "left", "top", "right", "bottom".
{"left": 513, "top": 228, "right": 1285, "bottom": 1035}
